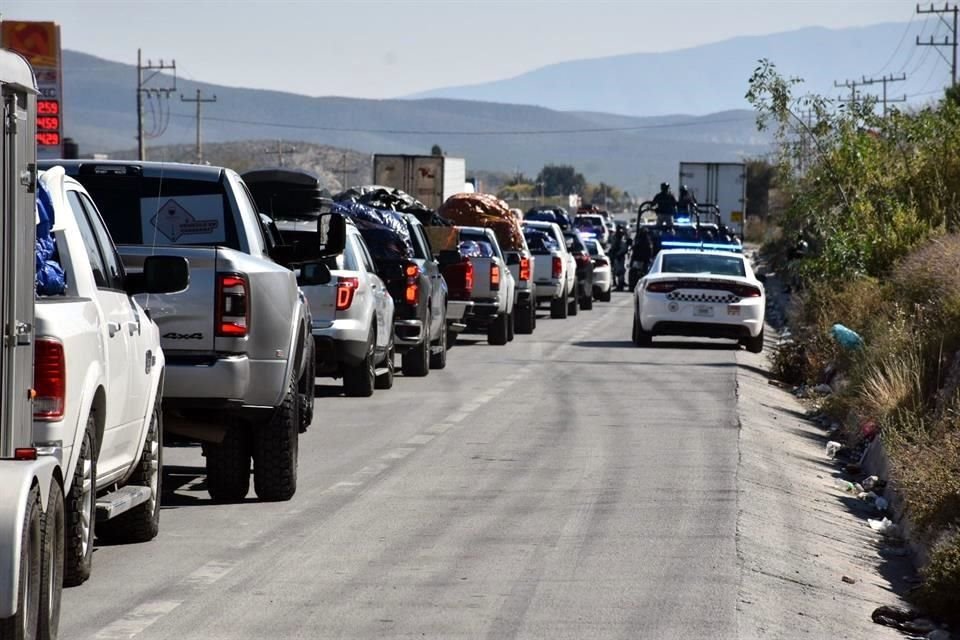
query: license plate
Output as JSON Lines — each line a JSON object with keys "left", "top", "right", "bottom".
{"left": 727, "top": 305, "right": 741, "bottom": 316}
{"left": 694, "top": 305, "right": 714, "bottom": 318}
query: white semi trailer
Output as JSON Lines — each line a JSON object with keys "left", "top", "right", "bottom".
{"left": 372, "top": 154, "right": 466, "bottom": 210}
{"left": 678, "top": 162, "right": 747, "bottom": 234}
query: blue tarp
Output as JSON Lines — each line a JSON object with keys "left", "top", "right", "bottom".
{"left": 331, "top": 201, "right": 414, "bottom": 261}
{"left": 36, "top": 180, "right": 65, "bottom": 296}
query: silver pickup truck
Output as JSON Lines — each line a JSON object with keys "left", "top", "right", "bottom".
{"left": 45, "top": 161, "right": 346, "bottom": 504}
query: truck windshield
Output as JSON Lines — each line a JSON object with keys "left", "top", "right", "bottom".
{"left": 76, "top": 175, "right": 241, "bottom": 250}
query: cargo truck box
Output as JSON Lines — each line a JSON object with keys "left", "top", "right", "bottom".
{"left": 678, "top": 162, "right": 747, "bottom": 233}
{"left": 372, "top": 155, "right": 466, "bottom": 210}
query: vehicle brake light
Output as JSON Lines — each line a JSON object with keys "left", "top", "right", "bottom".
{"left": 552, "top": 256, "right": 562, "bottom": 278}
{"left": 519, "top": 256, "right": 531, "bottom": 282}
{"left": 34, "top": 338, "right": 65, "bottom": 421}
{"left": 336, "top": 276, "right": 359, "bottom": 311}
{"left": 14, "top": 448, "right": 38, "bottom": 461}
{"left": 594, "top": 257, "right": 609, "bottom": 267}
{"left": 490, "top": 264, "right": 501, "bottom": 291}
{"left": 404, "top": 262, "right": 420, "bottom": 306}
{"left": 646, "top": 281, "right": 677, "bottom": 293}
{"left": 216, "top": 274, "right": 249, "bottom": 337}
{"left": 732, "top": 284, "right": 762, "bottom": 298}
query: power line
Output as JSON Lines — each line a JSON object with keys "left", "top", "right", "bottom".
{"left": 834, "top": 77, "right": 867, "bottom": 107}
{"left": 872, "top": 11, "right": 918, "bottom": 76}
{"left": 916, "top": 3, "right": 959, "bottom": 85}
{"left": 166, "top": 112, "right": 757, "bottom": 137}
{"left": 265, "top": 139, "right": 296, "bottom": 167}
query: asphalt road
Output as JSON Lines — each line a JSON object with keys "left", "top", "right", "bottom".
{"left": 62, "top": 292, "right": 741, "bottom": 640}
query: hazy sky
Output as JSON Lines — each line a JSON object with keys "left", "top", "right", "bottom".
{"left": 2, "top": 0, "right": 919, "bottom": 98}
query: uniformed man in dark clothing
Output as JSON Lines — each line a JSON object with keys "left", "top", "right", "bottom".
{"left": 651, "top": 182, "right": 677, "bottom": 224}
{"left": 678, "top": 185, "right": 697, "bottom": 214}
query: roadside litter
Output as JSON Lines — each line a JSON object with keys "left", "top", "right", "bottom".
{"left": 832, "top": 323, "right": 864, "bottom": 350}
{"left": 868, "top": 517, "right": 899, "bottom": 537}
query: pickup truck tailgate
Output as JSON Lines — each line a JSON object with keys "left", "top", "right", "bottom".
{"left": 467, "top": 257, "right": 499, "bottom": 300}
{"left": 531, "top": 250, "right": 559, "bottom": 284}
{"left": 118, "top": 245, "right": 218, "bottom": 353}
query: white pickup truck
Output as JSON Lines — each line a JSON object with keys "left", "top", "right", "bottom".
{"left": 522, "top": 221, "right": 577, "bottom": 319}
{"left": 453, "top": 226, "right": 516, "bottom": 345}
{"left": 35, "top": 168, "right": 189, "bottom": 586}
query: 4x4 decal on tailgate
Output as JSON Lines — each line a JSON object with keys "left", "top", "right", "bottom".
{"left": 163, "top": 332, "right": 203, "bottom": 340}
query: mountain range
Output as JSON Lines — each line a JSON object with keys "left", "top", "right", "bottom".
{"left": 63, "top": 50, "right": 768, "bottom": 195}
{"left": 408, "top": 21, "right": 942, "bottom": 116}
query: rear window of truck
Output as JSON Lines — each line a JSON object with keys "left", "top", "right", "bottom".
{"left": 76, "top": 175, "right": 241, "bottom": 250}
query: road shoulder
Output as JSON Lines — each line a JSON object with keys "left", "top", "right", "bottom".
{"left": 735, "top": 339, "right": 912, "bottom": 639}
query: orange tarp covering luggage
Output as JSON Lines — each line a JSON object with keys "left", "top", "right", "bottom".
{"left": 437, "top": 193, "right": 525, "bottom": 251}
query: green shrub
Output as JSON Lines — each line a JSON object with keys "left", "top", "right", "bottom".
{"left": 913, "top": 530, "right": 960, "bottom": 624}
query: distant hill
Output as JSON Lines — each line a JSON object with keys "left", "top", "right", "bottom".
{"left": 407, "top": 21, "right": 939, "bottom": 116}
{"left": 63, "top": 50, "right": 770, "bottom": 195}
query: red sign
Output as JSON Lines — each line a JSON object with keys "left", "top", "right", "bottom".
{"left": 1, "top": 21, "right": 58, "bottom": 68}
{"left": 36, "top": 132, "right": 60, "bottom": 146}
{"left": 1, "top": 21, "right": 63, "bottom": 153}
{"left": 38, "top": 116, "right": 60, "bottom": 131}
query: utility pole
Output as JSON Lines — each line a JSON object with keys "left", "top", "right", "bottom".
{"left": 860, "top": 73, "right": 907, "bottom": 115}
{"left": 834, "top": 78, "right": 866, "bottom": 108}
{"left": 180, "top": 88, "right": 217, "bottom": 164}
{"left": 917, "top": 3, "right": 959, "bottom": 86}
{"left": 136, "top": 49, "right": 177, "bottom": 161}
{"left": 265, "top": 139, "right": 296, "bottom": 167}
{"left": 339, "top": 153, "right": 360, "bottom": 189}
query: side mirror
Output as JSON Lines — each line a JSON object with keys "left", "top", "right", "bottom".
{"left": 317, "top": 212, "right": 347, "bottom": 257}
{"left": 127, "top": 255, "right": 190, "bottom": 295}
{"left": 299, "top": 262, "right": 332, "bottom": 286}
{"left": 505, "top": 253, "right": 521, "bottom": 266}
{"left": 437, "top": 249, "right": 462, "bottom": 267}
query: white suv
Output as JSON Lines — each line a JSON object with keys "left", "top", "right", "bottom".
{"left": 283, "top": 219, "right": 395, "bottom": 396}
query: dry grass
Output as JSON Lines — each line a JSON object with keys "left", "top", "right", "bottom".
{"left": 858, "top": 347, "right": 926, "bottom": 421}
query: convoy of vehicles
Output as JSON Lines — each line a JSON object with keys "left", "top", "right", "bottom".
{"left": 1, "top": 40, "right": 771, "bottom": 640}
{"left": 677, "top": 162, "right": 747, "bottom": 235}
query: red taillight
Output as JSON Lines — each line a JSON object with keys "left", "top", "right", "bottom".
{"left": 490, "top": 264, "right": 501, "bottom": 291}
{"left": 14, "top": 448, "right": 38, "bottom": 461}
{"left": 216, "top": 274, "right": 249, "bottom": 337}
{"left": 336, "top": 276, "right": 359, "bottom": 310}
{"left": 404, "top": 262, "right": 420, "bottom": 306}
{"left": 552, "top": 256, "right": 562, "bottom": 278}
{"left": 646, "top": 281, "right": 677, "bottom": 293}
{"left": 576, "top": 253, "right": 591, "bottom": 266}
{"left": 519, "top": 256, "right": 531, "bottom": 282}
{"left": 732, "top": 284, "right": 763, "bottom": 298}
{"left": 34, "top": 338, "right": 65, "bottom": 421}
{"left": 445, "top": 259, "right": 474, "bottom": 301}
{"left": 594, "top": 257, "right": 609, "bottom": 267}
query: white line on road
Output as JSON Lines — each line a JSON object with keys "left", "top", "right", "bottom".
{"left": 94, "top": 600, "right": 183, "bottom": 639}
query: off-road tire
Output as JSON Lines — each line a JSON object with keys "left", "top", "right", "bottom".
{"left": 39, "top": 479, "right": 64, "bottom": 640}
{"left": 429, "top": 321, "right": 447, "bottom": 370}
{"left": 550, "top": 296, "right": 567, "bottom": 319}
{"left": 632, "top": 314, "right": 652, "bottom": 347}
{"left": 515, "top": 304, "right": 535, "bottom": 334}
{"left": 298, "top": 341, "right": 315, "bottom": 433}
{"left": 64, "top": 423, "right": 95, "bottom": 587}
{"left": 344, "top": 325, "right": 376, "bottom": 397}
{"left": 97, "top": 405, "right": 162, "bottom": 544}
{"left": 375, "top": 343, "right": 395, "bottom": 389}
{"left": 0, "top": 485, "right": 41, "bottom": 640}
{"left": 253, "top": 373, "right": 299, "bottom": 502}
{"left": 488, "top": 312, "right": 509, "bottom": 345}
{"left": 402, "top": 313, "right": 431, "bottom": 377}
{"left": 743, "top": 328, "right": 764, "bottom": 354}
{"left": 205, "top": 428, "right": 251, "bottom": 502}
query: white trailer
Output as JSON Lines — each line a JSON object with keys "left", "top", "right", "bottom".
{"left": 1, "top": 49, "right": 65, "bottom": 640}
{"left": 372, "top": 155, "right": 466, "bottom": 210}
{"left": 678, "top": 162, "right": 747, "bottom": 233}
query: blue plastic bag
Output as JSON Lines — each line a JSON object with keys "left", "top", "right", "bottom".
{"left": 35, "top": 180, "right": 66, "bottom": 296}
{"left": 831, "top": 324, "right": 863, "bottom": 350}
